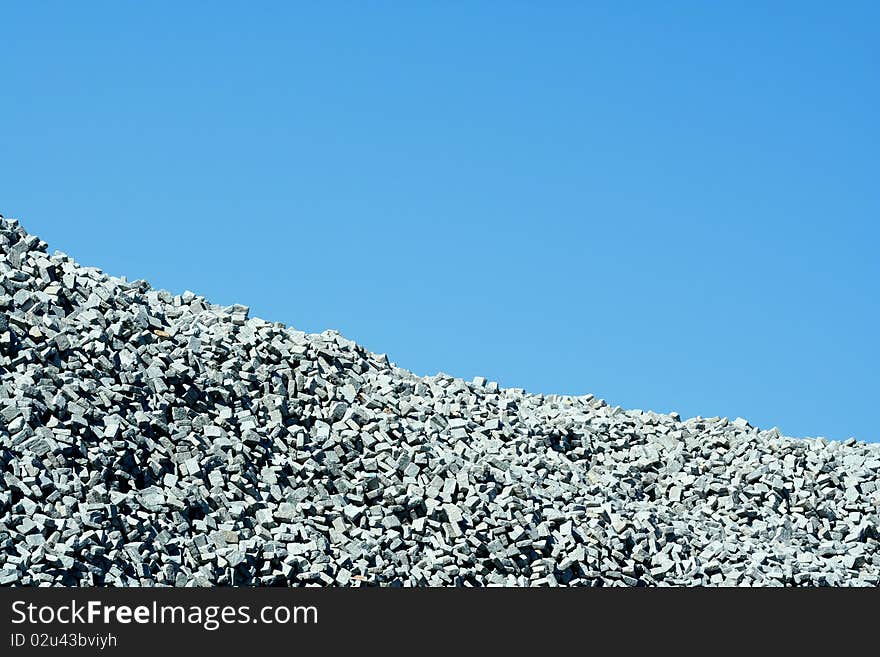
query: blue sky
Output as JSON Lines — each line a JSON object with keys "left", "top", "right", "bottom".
{"left": 2, "top": 3, "right": 877, "bottom": 441}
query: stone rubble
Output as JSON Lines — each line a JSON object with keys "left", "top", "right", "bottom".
{"left": 1, "top": 216, "right": 878, "bottom": 586}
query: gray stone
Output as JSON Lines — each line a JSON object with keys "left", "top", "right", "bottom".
{"left": 1, "top": 215, "right": 878, "bottom": 588}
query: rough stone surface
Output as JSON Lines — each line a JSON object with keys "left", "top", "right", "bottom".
{"left": 1, "top": 217, "right": 879, "bottom": 586}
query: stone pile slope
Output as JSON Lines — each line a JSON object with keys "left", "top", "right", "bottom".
{"left": 1, "top": 217, "right": 878, "bottom": 586}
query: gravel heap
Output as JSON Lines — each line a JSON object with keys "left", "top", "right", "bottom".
{"left": 1, "top": 217, "right": 879, "bottom": 587}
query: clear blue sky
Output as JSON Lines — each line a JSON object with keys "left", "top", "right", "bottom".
{"left": 2, "top": 3, "right": 877, "bottom": 441}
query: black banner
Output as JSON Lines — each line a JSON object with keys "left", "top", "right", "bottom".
{"left": 0, "top": 587, "right": 874, "bottom": 654}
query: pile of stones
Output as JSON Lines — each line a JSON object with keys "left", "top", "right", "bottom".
{"left": 1, "top": 216, "right": 878, "bottom": 586}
